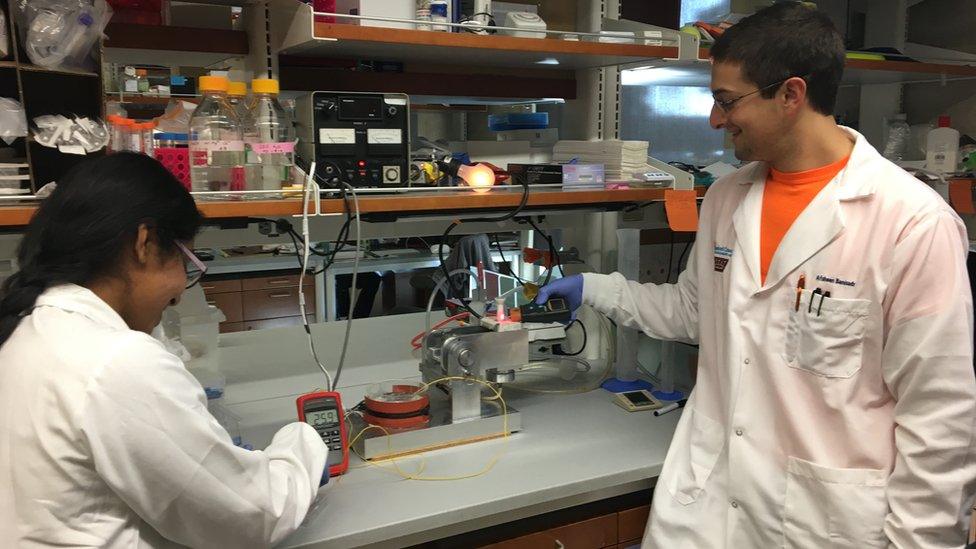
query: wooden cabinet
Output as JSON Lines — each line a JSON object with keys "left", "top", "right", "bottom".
{"left": 426, "top": 492, "right": 656, "bottom": 549}
{"left": 616, "top": 505, "right": 650, "bottom": 546}
{"left": 243, "top": 315, "right": 313, "bottom": 331}
{"left": 482, "top": 515, "right": 617, "bottom": 549}
{"left": 200, "top": 279, "right": 242, "bottom": 295}
{"left": 206, "top": 291, "right": 243, "bottom": 323}
{"left": 242, "top": 286, "right": 313, "bottom": 321}
{"left": 202, "top": 270, "right": 314, "bottom": 333}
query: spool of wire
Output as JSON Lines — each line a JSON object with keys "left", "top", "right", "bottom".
{"left": 363, "top": 380, "right": 430, "bottom": 430}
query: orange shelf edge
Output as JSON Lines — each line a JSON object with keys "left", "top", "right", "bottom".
{"left": 0, "top": 187, "right": 706, "bottom": 228}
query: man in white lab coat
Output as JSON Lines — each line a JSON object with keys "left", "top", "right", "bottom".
{"left": 538, "top": 3, "right": 976, "bottom": 547}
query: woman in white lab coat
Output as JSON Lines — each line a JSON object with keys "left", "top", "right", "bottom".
{"left": 0, "top": 153, "right": 327, "bottom": 548}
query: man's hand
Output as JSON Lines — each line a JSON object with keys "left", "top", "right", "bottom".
{"left": 535, "top": 275, "right": 583, "bottom": 319}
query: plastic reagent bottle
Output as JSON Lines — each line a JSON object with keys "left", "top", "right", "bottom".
{"left": 227, "top": 81, "right": 249, "bottom": 122}
{"left": 189, "top": 75, "right": 245, "bottom": 194}
{"left": 926, "top": 115, "right": 960, "bottom": 175}
{"left": 882, "top": 113, "right": 910, "bottom": 162}
{"left": 244, "top": 78, "right": 294, "bottom": 194}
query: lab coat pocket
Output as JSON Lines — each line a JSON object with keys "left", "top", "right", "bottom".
{"left": 783, "top": 290, "right": 871, "bottom": 378}
{"left": 783, "top": 457, "right": 888, "bottom": 549}
{"left": 665, "top": 407, "right": 724, "bottom": 506}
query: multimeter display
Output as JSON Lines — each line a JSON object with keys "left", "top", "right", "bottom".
{"left": 306, "top": 409, "right": 340, "bottom": 427}
{"left": 622, "top": 391, "right": 653, "bottom": 405}
{"left": 297, "top": 392, "right": 349, "bottom": 477}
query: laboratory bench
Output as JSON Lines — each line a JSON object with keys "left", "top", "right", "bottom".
{"left": 215, "top": 312, "right": 678, "bottom": 548}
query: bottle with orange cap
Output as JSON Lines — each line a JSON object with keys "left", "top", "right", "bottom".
{"left": 243, "top": 78, "right": 294, "bottom": 195}
{"left": 189, "top": 75, "right": 245, "bottom": 195}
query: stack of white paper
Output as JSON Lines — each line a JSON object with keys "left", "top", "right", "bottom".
{"left": 553, "top": 140, "right": 650, "bottom": 180}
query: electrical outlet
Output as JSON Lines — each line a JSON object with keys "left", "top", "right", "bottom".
{"left": 640, "top": 243, "right": 680, "bottom": 284}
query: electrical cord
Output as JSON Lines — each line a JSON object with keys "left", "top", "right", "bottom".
{"left": 558, "top": 318, "right": 587, "bottom": 356}
{"left": 667, "top": 231, "right": 675, "bottom": 283}
{"left": 491, "top": 233, "right": 525, "bottom": 285}
{"left": 345, "top": 375, "right": 509, "bottom": 481}
{"left": 674, "top": 241, "right": 692, "bottom": 283}
{"left": 332, "top": 183, "right": 362, "bottom": 390}
{"left": 297, "top": 161, "right": 333, "bottom": 391}
{"left": 437, "top": 179, "right": 530, "bottom": 317}
{"left": 523, "top": 216, "right": 561, "bottom": 285}
{"left": 458, "top": 12, "right": 496, "bottom": 33}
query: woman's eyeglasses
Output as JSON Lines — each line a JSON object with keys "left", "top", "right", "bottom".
{"left": 176, "top": 241, "right": 207, "bottom": 289}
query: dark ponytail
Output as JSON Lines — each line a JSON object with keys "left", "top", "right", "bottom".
{"left": 0, "top": 153, "right": 202, "bottom": 346}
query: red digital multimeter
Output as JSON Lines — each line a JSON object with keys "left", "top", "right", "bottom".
{"left": 296, "top": 391, "right": 349, "bottom": 477}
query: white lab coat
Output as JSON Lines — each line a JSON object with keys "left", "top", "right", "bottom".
{"left": 0, "top": 284, "right": 328, "bottom": 548}
{"left": 584, "top": 128, "right": 976, "bottom": 548}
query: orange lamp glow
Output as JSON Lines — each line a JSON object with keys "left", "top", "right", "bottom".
{"left": 456, "top": 163, "right": 496, "bottom": 194}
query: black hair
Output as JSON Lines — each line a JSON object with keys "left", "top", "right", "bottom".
{"left": 710, "top": 2, "right": 845, "bottom": 115}
{"left": 0, "top": 153, "right": 202, "bottom": 346}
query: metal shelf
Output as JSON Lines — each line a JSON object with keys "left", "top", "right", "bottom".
{"left": 269, "top": 0, "right": 682, "bottom": 72}
{"left": 621, "top": 56, "right": 976, "bottom": 87}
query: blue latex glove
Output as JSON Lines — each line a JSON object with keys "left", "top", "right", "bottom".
{"left": 534, "top": 274, "right": 583, "bottom": 320}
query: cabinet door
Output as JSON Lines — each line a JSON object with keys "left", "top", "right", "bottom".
{"left": 242, "top": 273, "right": 309, "bottom": 291}
{"left": 219, "top": 322, "right": 245, "bottom": 334}
{"left": 482, "top": 514, "right": 617, "bottom": 549}
{"left": 616, "top": 505, "right": 650, "bottom": 545}
{"left": 243, "top": 315, "right": 313, "bottom": 331}
{"left": 200, "top": 278, "right": 242, "bottom": 295}
{"left": 207, "top": 291, "right": 243, "bottom": 323}
{"left": 242, "top": 287, "right": 314, "bottom": 321}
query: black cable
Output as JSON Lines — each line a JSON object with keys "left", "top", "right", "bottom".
{"left": 458, "top": 12, "right": 496, "bottom": 33}
{"left": 491, "top": 233, "right": 525, "bottom": 285}
{"left": 437, "top": 179, "right": 531, "bottom": 317}
{"left": 674, "top": 241, "right": 692, "bottom": 283}
{"left": 523, "top": 216, "right": 561, "bottom": 286}
{"left": 562, "top": 318, "right": 587, "bottom": 356}
{"left": 667, "top": 231, "right": 675, "bottom": 283}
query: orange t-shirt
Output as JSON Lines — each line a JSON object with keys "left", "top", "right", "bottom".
{"left": 760, "top": 155, "right": 850, "bottom": 284}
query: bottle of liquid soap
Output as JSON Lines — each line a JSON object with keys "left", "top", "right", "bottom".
{"left": 926, "top": 115, "right": 960, "bottom": 175}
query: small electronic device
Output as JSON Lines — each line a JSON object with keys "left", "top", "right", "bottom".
{"left": 507, "top": 163, "right": 562, "bottom": 187}
{"left": 632, "top": 169, "right": 675, "bottom": 188}
{"left": 614, "top": 390, "right": 663, "bottom": 412}
{"left": 296, "top": 391, "right": 349, "bottom": 477}
{"left": 517, "top": 297, "right": 572, "bottom": 324}
{"left": 500, "top": 12, "right": 547, "bottom": 38}
{"left": 296, "top": 91, "right": 410, "bottom": 189}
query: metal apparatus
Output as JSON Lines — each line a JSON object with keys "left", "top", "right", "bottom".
{"left": 352, "top": 321, "right": 568, "bottom": 460}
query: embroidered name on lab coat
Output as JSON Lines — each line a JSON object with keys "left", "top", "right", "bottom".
{"left": 815, "top": 274, "right": 856, "bottom": 287}
{"left": 714, "top": 246, "right": 733, "bottom": 272}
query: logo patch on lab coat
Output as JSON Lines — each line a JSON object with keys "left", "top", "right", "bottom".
{"left": 714, "top": 246, "right": 733, "bottom": 272}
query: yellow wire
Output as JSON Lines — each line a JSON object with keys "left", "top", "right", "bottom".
{"left": 344, "top": 376, "right": 510, "bottom": 481}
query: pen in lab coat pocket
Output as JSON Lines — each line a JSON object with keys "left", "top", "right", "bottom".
{"left": 794, "top": 274, "right": 806, "bottom": 312}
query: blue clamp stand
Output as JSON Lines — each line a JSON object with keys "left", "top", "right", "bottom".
{"left": 652, "top": 388, "right": 686, "bottom": 402}
{"left": 601, "top": 378, "right": 654, "bottom": 393}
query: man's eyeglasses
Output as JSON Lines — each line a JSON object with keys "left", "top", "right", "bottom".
{"left": 176, "top": 241, "right": 207, "bottom": 289}
{"left": 713, "top": 74, "right": 809, "bottom": 113}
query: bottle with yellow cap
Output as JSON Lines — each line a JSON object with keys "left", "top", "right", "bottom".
{"left": 243, "top": 78, "right": 294, "bottom": 195}
{"left": 227, "top": 81, "right": 249, "bottom": 122}
{"left": 189, "top": 75, "right": 245, "bottom": 195}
